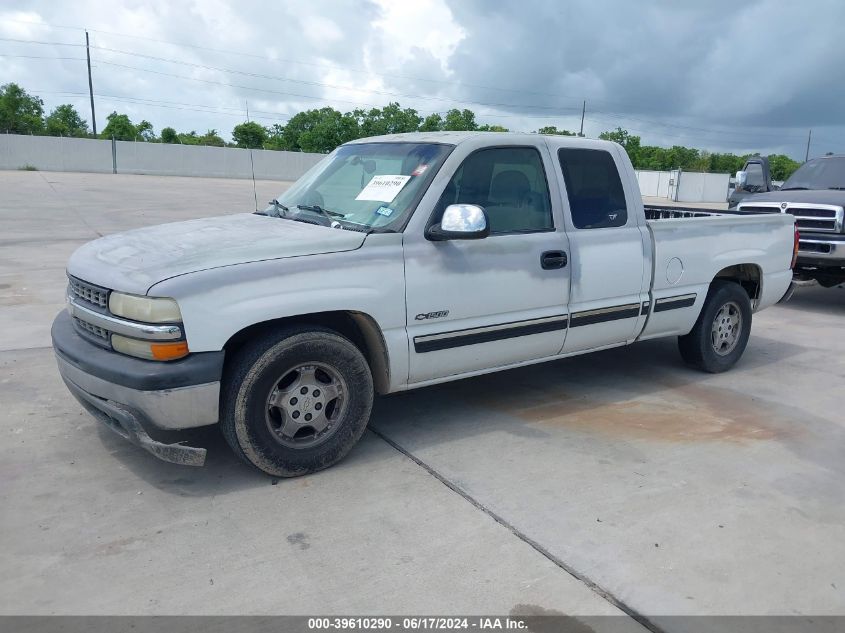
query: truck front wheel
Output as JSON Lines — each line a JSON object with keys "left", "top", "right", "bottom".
{"left": 677, "top": 280, "right": 752, "bottom": 373}
{"left": 221, "top": 326, "right": 374, "bottom": 477}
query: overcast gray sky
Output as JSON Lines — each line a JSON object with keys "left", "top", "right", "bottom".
{"left": 1, "top": 0, "right": 842, "bottom": 159}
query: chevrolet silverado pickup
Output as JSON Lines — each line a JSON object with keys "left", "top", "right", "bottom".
{"left": 52, "top": 132, "right": 797, "bottom": 477}
{"left": 735, "top": 154, "right": 845, "bottom": 287}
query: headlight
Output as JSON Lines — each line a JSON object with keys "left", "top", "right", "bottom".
{"left": 108, "top": 292, "right": 182, "bottom": 323}
{"left": 111, "top": 335, "right": 189, "bottom": 361}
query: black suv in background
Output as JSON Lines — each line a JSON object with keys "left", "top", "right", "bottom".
{"left": 733, "top": 154, "right": 845, "bottom": 287}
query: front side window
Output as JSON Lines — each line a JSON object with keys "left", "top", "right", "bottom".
{"left": 276, "top": 142, "right": 452, "bottom": 231}
{"left": 558, "top": 148, "right": 628, "bottom": 229}
{"left": 435, "top": 147, "right": 553, "bottom": 234}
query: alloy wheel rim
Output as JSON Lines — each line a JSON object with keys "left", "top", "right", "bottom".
{"left": 711, "top": 301, "right": 742, "bottom": 356}
{"left": 265, "top": 362, "right": 348, "bottom": 449}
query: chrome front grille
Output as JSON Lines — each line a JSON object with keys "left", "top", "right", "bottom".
{"left": 68, "top": 276, "right": 109, "bottom": 309}
{"left": 737, "top": 202, "right": 844, "bottom": 233}
{"left": 73, "top": 316, "right": 110, "bottom": 340}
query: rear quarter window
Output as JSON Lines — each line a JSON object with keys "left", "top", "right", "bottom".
{"left": 557, "top": 148, "right": 628, "bottom": 229}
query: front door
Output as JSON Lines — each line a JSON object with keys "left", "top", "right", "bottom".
{"left": 404, "top": 143, "right": 571, "bottom": 385}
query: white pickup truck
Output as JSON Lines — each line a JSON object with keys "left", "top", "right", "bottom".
{"left": 52, "top": 132, "right": 797, "bottom": 476}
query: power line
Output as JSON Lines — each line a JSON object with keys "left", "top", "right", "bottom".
{"left": 41, "top": 91, "right": 294, "bottom": 123}
{"left": 587, "top": 113, "right": 810, "bottom": 149}
{"left": 3, "top": 27, "right": 835, "bottom": 151}
{"left": 591, "top": 109, "right": 808, "bottom": 141}
{"left": 0, "top": 36, "right": 585, "bottom": 114}
{"left": 0, "top": 16, "right": 639, "bottom": 109}
{"left": 0, "top": 53, "right": 85, "bottom": 60}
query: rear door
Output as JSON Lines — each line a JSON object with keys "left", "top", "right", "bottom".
{"left": 403, "top": 141, "right": 571, "bottom": 384}
{"left": 554, "top": 144, "right": 651, "bottom": 353}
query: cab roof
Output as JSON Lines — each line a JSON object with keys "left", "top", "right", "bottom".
{"left": 344, "top": 131, "right": 616, "bottom": 148}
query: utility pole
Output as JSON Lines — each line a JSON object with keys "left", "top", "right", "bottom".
{"left": 85, "top": 30, "right": 97, "bottom": 136}
{"left": 579, "top": 100, "right": 586, "bottom": 137}
{"left": 804, "top": 129, "right": 812, "bottom": 162}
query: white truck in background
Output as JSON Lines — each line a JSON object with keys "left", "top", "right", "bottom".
{"left": 52, "top": 132, "right": 797, "bottom": 477}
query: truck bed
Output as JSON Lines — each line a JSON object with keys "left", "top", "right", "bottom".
{"left": 643, "top": 204, "right": 774, "bottom": 220}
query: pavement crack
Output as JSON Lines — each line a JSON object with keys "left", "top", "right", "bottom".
{"left": 0, "top": 345, "right": 54, "bottom": 353}
{"left": 37, "top": 172, "right": 103, "bottom": 238}
{"left": 369, "top": 426, "right": 665, "bottom": 633}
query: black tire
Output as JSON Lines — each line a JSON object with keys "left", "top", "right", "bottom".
{"left": 220, "top": 325, "right": 374, "bottom": 477}
{"left": 678, "top": 280, "right": 752, "bottom": 373}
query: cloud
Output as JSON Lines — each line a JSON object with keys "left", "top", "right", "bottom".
{"left": 0, "top": 0, "right": 842, "bottom": 158}
{"left": 439, "top": 0, "right": 845, "bottom": 156}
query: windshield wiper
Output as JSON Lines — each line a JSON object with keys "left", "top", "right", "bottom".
{"left": 296, "top": 204, "right": 347, "bottom": 220}
{"left": 266, "top": 199, "right": 289, "bottom": 217}
{"left": 256, "top": 199, "right": 289, "bottom": 217}
{"left": 780, "top": 187, "right": 809, "bottom": 191}
{"left": 828, "top": 186, "right": 845, "bottom": 190}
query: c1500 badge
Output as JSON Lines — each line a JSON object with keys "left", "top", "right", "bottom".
{"left": 415, "top": 310, "right": 449, "bottom": 320}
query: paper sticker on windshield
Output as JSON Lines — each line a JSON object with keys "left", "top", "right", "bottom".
{"left": 411, "top": 164, "right": 428, "bottom": 176}
{"left": 355, "top": 175, "right": 411, "bottom": 202}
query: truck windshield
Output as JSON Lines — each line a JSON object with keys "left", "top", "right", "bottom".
{"left": 272, "top": 142, "right": 452, "bottom": 231}
{"left": 781, "top": 156, "right": 845, "bottom": 191}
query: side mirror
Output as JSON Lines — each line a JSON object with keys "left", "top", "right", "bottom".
{"left": 735, "top": 170, "right": 747, "bottom": 190}
{"left": 426, "top": 204, "right": 490, "bottom": 241}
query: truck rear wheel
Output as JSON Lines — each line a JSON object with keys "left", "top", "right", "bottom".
{"left": 221, "top": 326, "right": 374, "bottom": 477}
{"left": 677, "top": 280, "right": 752, "bottom": 373}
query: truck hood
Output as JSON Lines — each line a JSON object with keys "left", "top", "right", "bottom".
{"left": 67, "top": 213, "right": 367, "bottom": 295}
{"left": 739, "top": 189, "right": 845, "bottom": 206}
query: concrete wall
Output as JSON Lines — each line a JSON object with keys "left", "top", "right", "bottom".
{"left": 0, "top": 134, "right": 114, "bottom": 174}
{"left": 2, "top": 134, "right": 734, "bottom": 202}
{"left": 634, "top": 170, "right": 672, "bottom": 198}
{"left": 635, "top": 167, "right": 730, "bottom": 203}
{"left": 0, "top": 133, "right": 324, "bottom": 181}
{"left": 675, "top": 171, "right": 731, "bottom": 203}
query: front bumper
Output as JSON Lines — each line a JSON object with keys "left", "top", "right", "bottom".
{"left": 52, "top": 310, "right": 225, "bottom": 466}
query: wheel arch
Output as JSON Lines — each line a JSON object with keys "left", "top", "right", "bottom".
{"left": 223, "top": 311, "right": 391, "bottom": 394}
{"left": 713, "top": 263, "right": 762, "bottom": 308}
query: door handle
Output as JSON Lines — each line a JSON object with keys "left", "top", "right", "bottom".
{"left": 541, "top": 250, "right": 567, "bottom": 270}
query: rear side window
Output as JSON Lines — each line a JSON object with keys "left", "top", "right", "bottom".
{"left": 557, "top": 148, "right": 628, "bottom": 229}
{"left": 436, "top": 147, "right": 553, "bottom": 234}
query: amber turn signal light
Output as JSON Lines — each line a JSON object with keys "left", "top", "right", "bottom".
{"left": 150, "top": 341, "right": 190, "bottom": 360}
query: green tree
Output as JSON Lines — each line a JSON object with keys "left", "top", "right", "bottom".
{"left": 100, "top": 112, "right": 139, "bottom": 141}
{"left": 0, "top": 83, "right": 44, "bottom": 134}
{"left": 160, "top": 127, "right": 179, "bottom": 144}
{"left": 478, "top": 124, "right": 509, "bottom": 132}
{"left": 44, "top": 104, "right": 88, "bottom": 137}
{"left": 353, "top": 103, "right": 421, "bottom": 137}
{"left": 232, "top": 121, "right": 268, "bottom": 149}
{"left": 136, "top": 120, "right": 155, "bottom": 142}
{"left": 708, "top": 152, "right": 747, "bottom": 174}
{"left": 664, "top": 145, "right": 700, "bottom": 170}
{"left": 691, "top": 150, "right": 711, "bottom": 172}
{"left": 443, "top": 108, "right": 477, "bottom": 131}
{"left": 537, "top": 126, "right": 575, "bottom": 136}
{"left": 264, "top": 123, "right": 288, "bottom": 150}
{"left": 599, "top": 127, "right": 641, "bottom": 166}
{"left": 767, "top": 154, "right": 801, "bottom": 181}
{"left": 198, "top": 129, "right": 225, "bottom": 147}
{"left": 273, "top": 107, "right": 360, "bottom": 153}
{"left": 178, "top": 131, "right": 200, "bottom": 145}
{"left": 419, "top": 113, "right": 444, "bottom": 132}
